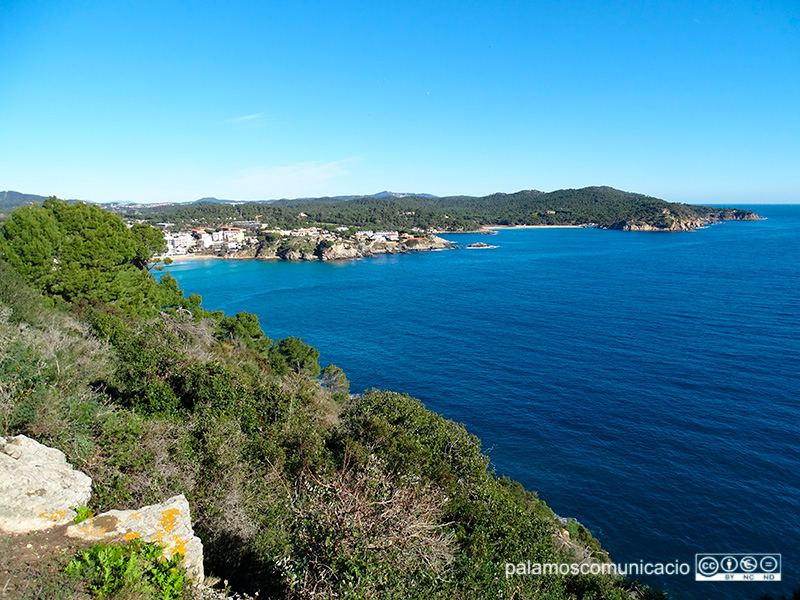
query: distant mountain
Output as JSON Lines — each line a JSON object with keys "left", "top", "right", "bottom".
{"left": 191, "top": 191, "right": 440, "bottom": 205}
{"left": 0, "top": 191, "right": 95, "bottom": 214}
{"left": 371, "top": 191, "right": 439, "bottom": 199}
{"left": 2, "top": 187, "right": 759, "bottom": 233}
{"left": 193, "top": 197, "right": 251, "bottom": 204}
{"left": 0, "top": 191, "right": 48, "bottom": 212}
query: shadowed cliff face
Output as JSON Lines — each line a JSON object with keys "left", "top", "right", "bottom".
{"left": 604, "top": 207, "right": 761, "bottom": 231}
{"left": 215, "top": 235, "right": 454, "bottom": 262}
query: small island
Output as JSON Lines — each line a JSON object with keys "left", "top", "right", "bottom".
{"left": 466, "top": 242, "right": 498, "bottom": 249}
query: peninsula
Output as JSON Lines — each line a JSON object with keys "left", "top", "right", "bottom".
{"left": 1, "top": 186, "right": 760, "bottom": 264}
{"left": 107, "top": 186, "right": 760, "bottom": 233}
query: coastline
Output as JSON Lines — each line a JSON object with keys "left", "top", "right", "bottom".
{"left": 481, "top": 224, "right": 585, "bottom": 230}
{"left": 162, "top": 253, "right": 274, "bottom": 262}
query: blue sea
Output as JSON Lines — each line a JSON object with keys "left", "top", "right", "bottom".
{"left": 164, "top": 205, "right": 800, "bottom": 600}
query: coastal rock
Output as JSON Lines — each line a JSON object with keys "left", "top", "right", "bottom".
{"left": 279, "top": 248, "right": 317, "bottom": 261}
{"left": 0, "top": 435, "right": 92, "bottom": 533}
{"left": 255, "top": 244, "right": 279, "bottom": 260}
{"left": 226, "top": 247, "right": 258, "bottom": 259}
{"left": 66, "top": 494, "right": 204, "bottom": 582}
{"left": 729, "top": 209, "right": 761, "bottom": 221}
{"left": 319, "top": 242, "right": 362, "bottom": 261}
{"left": 399, "top": 235, "right": 452, "bottom": 250}
{"left": 606, "top": 218, "right": 705, "bottom": 232}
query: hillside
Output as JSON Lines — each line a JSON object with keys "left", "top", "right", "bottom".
{"left": 114, "top": 187, "right": 759, "bottom": 231}
{"left": 0, "top": 191, "right": 49, "bottom": 219}
{"left": 2, "top": 187, "right": 760, "bottom": 232}
{"left": 0, "top": 199, "right": 668, "bottom": 598}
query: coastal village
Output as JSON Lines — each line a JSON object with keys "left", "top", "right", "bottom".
{"left": 154, "top": 219, "right": 455, "bottom": 261}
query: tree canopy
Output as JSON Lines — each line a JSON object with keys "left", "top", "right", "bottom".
{"left": 0, "top": 197, "right": 193, "bottom": 316}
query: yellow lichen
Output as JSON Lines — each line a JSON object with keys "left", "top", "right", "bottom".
{"left": 37, "top": 510, "right": 66, "bottom": 520}
{"left": 168, "top": 535, "right": 188, "bottom": 558}
{"left": 77, "top": 523, "right": 106, "bottom": 534}
{"left": 157, "top": 508, "right": 181, "bottom": 533}
{"left": 124, "top": 531, "right": 141, "bottom": 541}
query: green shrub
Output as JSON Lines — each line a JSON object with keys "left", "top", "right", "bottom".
{"left": 72, "top": 505, "right": 94, "bottom": 524}
{"left": 65, "top": 539, "right": 187, "bottom": 599}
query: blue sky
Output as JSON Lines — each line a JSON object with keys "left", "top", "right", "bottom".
{"left": 1, "top": 0, "right": 798, "bottom": 204}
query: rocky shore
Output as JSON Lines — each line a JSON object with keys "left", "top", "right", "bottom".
{"left": 171, "top": 235, "right": 454, "bottom": 263}
{"left": 603, "top": 208, "right": 761, "bottom": 232}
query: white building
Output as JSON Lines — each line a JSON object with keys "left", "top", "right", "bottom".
{"left": 219, "top": 227, "right": 246, "bottom": 244}
{"left": 164, "top": 232, "right": 196, "bottom": 255}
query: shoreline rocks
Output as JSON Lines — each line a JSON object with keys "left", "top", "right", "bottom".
{"left": 186, "top": 235, "right": 455, "bottom": 263}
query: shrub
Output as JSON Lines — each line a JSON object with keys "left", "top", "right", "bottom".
{"left": 65, "top": 539, "right": 187, "bottom": 600}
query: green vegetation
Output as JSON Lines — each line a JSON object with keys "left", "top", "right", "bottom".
{"left": 0, "top": 199, "right": 666, "bottom": 598}
{"left": 65, "top": 540, "right": 187, "bottom": 599}
{"left": 105, "top": 186, "right": 757, "bottom": 232}
{"left": 73, "top": 505, "right": 95, "bottom": 524}
{"left": 0, "top": 197, "right": 195, "bottom": 316}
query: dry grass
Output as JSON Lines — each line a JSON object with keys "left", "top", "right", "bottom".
{"left": 279, "top": 456, "right": 455, "bottom": 598}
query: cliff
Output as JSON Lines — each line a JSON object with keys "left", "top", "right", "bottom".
{"left": 214, "top": 235, "right": 454, "bottom": 262}
{"left": 604, "top": 206, "right": 761, "bottom": 232}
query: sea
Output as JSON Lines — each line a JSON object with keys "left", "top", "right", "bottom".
{"left": 163, "top": 204, "right": 800, "bottom": 600}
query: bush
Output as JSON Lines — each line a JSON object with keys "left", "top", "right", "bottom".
{"left": 271, "top": 337, "right": 320, "bottom": 377}
{"left": 65, "top": 540, "right": 187, "bottom": 599}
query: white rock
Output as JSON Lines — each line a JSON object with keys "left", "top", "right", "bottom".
{"left": 66, "top": 494, "right": 204, "bottom": 582}
{"left": 0, "top": 434, "right": 92, "bottom": 533}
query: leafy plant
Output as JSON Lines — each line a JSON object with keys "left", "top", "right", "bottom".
{"left": 65, "top": 540, "right": 187, "bottom": 599}
{"left": 72, "top": 505, "right": 94, "bottom": 524}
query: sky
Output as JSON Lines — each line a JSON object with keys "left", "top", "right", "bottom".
{"left": 1, "top": 0, "right": 798, "bottom": 204}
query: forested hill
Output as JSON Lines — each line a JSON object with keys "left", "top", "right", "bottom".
{"left": 0, "top": 191, "right": 49, "bottom": 218}
{"left": 2, "top": 187, "right": 759, "bottom": 231}
{"left": 109, "top": 186, "right": 760, "bottom": 231}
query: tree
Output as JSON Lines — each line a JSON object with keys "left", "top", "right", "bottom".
{"left": 217, "top": 311, "right": 272, "bottom": 352}
{"left": 130, "top": 223, "right": 168, "bottom": 270}
{"left": 0, "top": 197, "right": 194, "bottom": 316}
{"left": 271, "top": 336, "right": 321, "bottom": 377}
{"left": 321, "top": 364, "right": 350, "bottom": 400}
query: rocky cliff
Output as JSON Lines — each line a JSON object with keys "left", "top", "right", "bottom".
{"left": 604, "top": 207, "right": 761, "bottom": 232}
{"left": 217, "top": 235, "right": 454, "bottom": 262}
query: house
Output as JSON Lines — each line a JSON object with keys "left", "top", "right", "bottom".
{"left": 164, "top": 232, "right": 196, "bottom": 255}
{"left": 219, "top": 227, "right": 245, "bottom": 244}
{"left": 191, "top": 229, "right": 213, "bottom": 248}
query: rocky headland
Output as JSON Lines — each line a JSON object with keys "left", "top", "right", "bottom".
{"left": 182, "top": 235, "right": 454, "bottom": 263}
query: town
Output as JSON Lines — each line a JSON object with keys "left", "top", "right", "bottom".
{"left": 154, "top": 220, "right": 449, "bottom": 260}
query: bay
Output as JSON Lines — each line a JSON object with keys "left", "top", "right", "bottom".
{"left": 164, "top": 205, "right": 800, "bottom": 600}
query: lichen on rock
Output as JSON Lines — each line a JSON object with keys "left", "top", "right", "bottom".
{"left": 0, "top": 435, "right": 92, "bottom": 533}
{"left": 65, "top": 494, "right": 204, "bottom": 582}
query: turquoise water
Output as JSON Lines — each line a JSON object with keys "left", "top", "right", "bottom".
{"left": 164, "top": 206, "right": 800, "bottom": 600}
